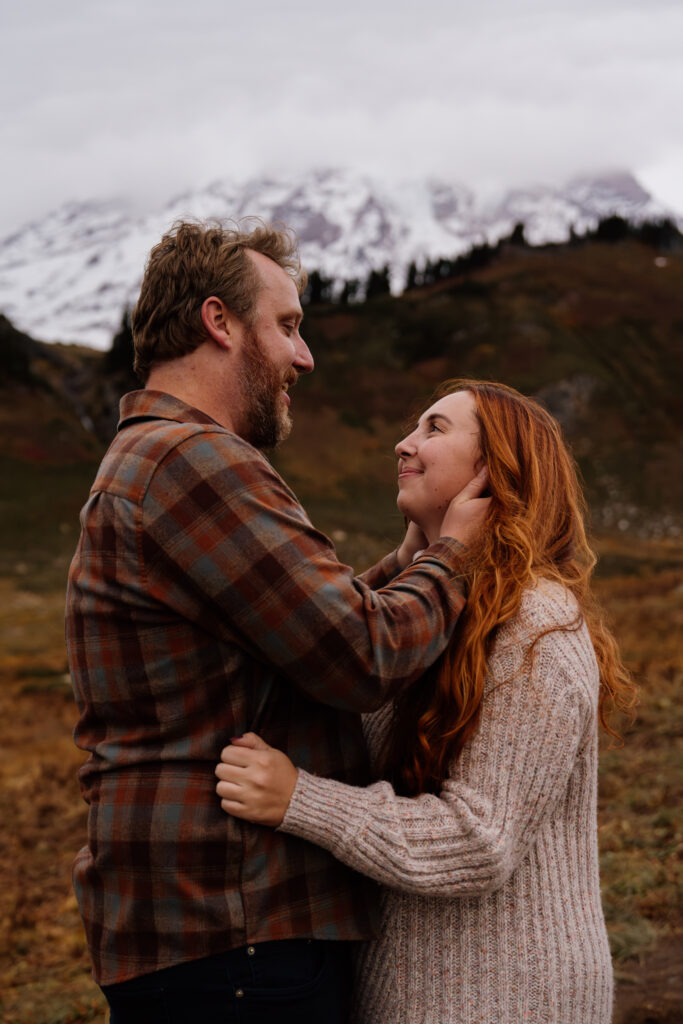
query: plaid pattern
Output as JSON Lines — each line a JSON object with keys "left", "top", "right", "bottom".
{"left": 66, "top": 390, "right": 466, "bottom": 985}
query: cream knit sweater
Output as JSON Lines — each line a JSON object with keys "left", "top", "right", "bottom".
{"left": 280, "top": 583, "right": 613, "bottom": 1023}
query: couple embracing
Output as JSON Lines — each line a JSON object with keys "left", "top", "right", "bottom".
{"left": 66, "top": 219, "right": 634, "bottom": 1024}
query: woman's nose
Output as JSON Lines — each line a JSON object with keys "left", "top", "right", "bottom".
{"left": 395, "top": 434, "right": 416, "bottom": 458}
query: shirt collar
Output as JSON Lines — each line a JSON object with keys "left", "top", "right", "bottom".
{"left": 117, "top": 390, "right": 223, "bottom": 432}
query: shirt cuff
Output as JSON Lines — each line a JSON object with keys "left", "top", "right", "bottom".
{"left": 358, "top": 549, "right": 404, "bottom": 589}
{"left": 417, "top": 537, "right": 467, "bottom": 574}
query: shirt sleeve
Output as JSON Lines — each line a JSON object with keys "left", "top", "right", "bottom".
{"left": 278, "top": 625, "right": 594, "bottom": 895}
{"left": 357, "top": 550, "right": 403, "bottom": 589}
{"left": 139, "top": 429, "right": 466, "bottom": 713}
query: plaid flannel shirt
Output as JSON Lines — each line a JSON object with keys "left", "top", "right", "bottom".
{"left": 66, "top": 390, "right": 466, "bottom": 985}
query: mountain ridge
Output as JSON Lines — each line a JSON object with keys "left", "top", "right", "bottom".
{"left": 0, "top": 168, "right": 678, "bottom": 350}
{"left": 2, "top": 238, "right": 681, "bottom": 559}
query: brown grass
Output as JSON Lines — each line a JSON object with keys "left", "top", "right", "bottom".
{"left": 0, "top": 541, "right": 681, "bottom": 1022}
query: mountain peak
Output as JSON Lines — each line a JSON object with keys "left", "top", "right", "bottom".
{"left": 0, "top": 169, "right": 677, "bottom": 349}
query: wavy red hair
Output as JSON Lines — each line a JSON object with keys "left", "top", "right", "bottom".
{"left": 382, "top": 379, "right": 637, "bottom": 796}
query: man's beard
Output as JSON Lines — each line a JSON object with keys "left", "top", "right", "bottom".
{"left": 238, "top": 329, "right": 294, "bottom": 450}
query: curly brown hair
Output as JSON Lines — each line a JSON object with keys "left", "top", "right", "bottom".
{"left": 131, "top": 219, "right": 307, "bottom": 381}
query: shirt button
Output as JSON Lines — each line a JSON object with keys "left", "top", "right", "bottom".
{"left": 235, "top": 988, "right": 244, "bottom": 998}
{"left": 247, "top": 946, "right": 255, "bottom": 956}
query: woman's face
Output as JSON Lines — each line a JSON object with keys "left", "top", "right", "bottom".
{"left": 395, "top": 390, "right": 481, "bottom": 542}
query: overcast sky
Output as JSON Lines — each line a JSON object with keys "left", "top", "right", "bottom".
{"left": 2, "top": 0, "right": 682, "bottom": 236}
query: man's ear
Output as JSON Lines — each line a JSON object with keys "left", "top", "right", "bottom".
{"left": 201, "top": 296, "right": 237, "bottom": 350}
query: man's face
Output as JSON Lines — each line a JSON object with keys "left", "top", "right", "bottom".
{"left": 238, "top": 327, "right": 297, "bottom": 449}
{"left": 236, "top": 251, "right": 313, "bottom": 449}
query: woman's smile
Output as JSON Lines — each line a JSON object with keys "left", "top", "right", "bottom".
{"left": 395, "top": 391, "right": 481, "bottom": 542}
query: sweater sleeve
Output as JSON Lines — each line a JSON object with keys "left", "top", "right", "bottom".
{"left": 279, "top": 620, "right": 594, "bottom": 896}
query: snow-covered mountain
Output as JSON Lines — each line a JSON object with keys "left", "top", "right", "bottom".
{"left": 0, "top": 169, "right": 675, "bottom": 350}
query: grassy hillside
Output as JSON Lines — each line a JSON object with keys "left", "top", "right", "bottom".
{"left": 2, "top": 237, "right": 681, "bottom": 562}
{"left": 273, "top": 239, "right": 683, "bottom": 565}
{"left": 0, "top": 238, "right": 681, "bottom": 1022}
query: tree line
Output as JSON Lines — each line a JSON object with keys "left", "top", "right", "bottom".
{"left": 302, "top": 215, "right": 683, "bottom": 306}
{"left": 103, "top": 212, "right": 682, "bottom": 377}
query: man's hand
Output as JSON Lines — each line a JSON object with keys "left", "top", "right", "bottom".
{"left": 396, "top": 520, "right": 429, "bottom": 569}
{"left": 215, "top": 733, "right": 298, "bottom": 827}
{"left": 440, "top": 466, "right": 491, "bottom": 547}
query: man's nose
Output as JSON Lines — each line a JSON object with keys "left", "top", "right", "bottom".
{"left": 294, "top": 334, "right": 314, "bottom": 374}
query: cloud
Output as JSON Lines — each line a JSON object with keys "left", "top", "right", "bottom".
{"left": 2, "top": 0, "right": 682, "bottom": 235}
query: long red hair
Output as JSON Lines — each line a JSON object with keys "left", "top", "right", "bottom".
{"left": 382, "top": 379, "right": 637, "bottom": 796}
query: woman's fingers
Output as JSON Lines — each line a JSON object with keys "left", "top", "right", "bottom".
{"left": 215, "top": 751, "right": 279, "bottom": 791}
{"left": 215, "top": 762, "right": 244, "bottom": 783}
{"left": 396, "top": 520, "right": 430, "bottom": 568}
{"left": 230, "top": 732, "right": 269, "bottom": 749}
{"left": 441, "top": 468, "right": 491, "bottom": 546}
{"left": 220, "top": 733, "right": 270, "bottom": 764}
{"left": 454, "top": 465, "right": 488, "bottom": 503}
{"left": 219, "top": 745, "right": 264, "bottom": 768}
{"left": 216, "top": 778, "right": 244, "bottom": 800}
{"left": 215, "top": 741, "right": 298, "bottom": 826}
{"left": 220, "top": 798, "right": 249, "bottom": 817}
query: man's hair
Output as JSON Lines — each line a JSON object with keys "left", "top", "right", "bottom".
{"left": 131, "top": 219, "right": 307, "bottom": 381}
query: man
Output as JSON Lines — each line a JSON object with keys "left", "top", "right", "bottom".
{"left": 66, "top": 219, "right": 488, "bottom": 1022}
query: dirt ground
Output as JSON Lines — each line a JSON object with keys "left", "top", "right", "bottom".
{"left": 0, "top": 557, "right": 681, "bottom": 1023}
{"left": 613, "top": 942, "right": 683, "bottom": 1024}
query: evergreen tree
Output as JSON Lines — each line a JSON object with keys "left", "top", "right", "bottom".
{"left": 303, "top": 270, "right": 334, "bottom": 305}
{"left": 339, "top": 278, "right": 361, "bottom": 304}
{"left": 467, "top": 242, "right": 494, "bottom": 271}
{"left": 365, "top": 265, "right": 391, "bottom": 300}
{"left": 594, "top": 215, "right": 630, "bottom": 243}
{"left": 422, "top": 259, "right": 436, "bottom": 286}
{"left": 104, "top": 310, "right": 135, "bottom": 374}
{"left": 0, "top": 313, "right": 38, "bottom": 387}
{"left": 568, "top": 224, "right": 584, "bottom": 247}
{"left": 637, "top": 218, "right": 682, "bottom": 251}
{"left": 405, "top": 261, "right": 419, "bottom": 291}
{"left": 508, "top": 222, "right": 526, "bottom": 247}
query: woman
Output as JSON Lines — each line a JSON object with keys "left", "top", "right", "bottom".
{"left": 215, "top": 379, "right": 636, "bottom": 1024}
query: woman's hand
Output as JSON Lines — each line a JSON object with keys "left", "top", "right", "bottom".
{"left": 215, "top": 733, "right": 298, "bottom": 827}
{"left": 440, "top": 467, "right": 491, "bottom": 547}
{"left": 396, "top": 521, "right": 429, "bottom": 568}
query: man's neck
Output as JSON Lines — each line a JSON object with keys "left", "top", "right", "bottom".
{"left": 146, "top": 358, "right": 239, "bottom": 434}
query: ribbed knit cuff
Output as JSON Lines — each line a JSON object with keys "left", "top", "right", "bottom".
{"left": 278, "top": 769, "right": 362, "bottom": 853}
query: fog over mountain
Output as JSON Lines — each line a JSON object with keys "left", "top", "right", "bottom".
{"left": 0, "top": 169, "right": 675, "bottom": 350}
{"left": 2, "top": 0, "right": 682, "bottom": 241}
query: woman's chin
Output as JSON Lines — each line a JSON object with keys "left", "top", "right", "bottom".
{"left": 396, "top": 493, "right": 413, "bottom": 518}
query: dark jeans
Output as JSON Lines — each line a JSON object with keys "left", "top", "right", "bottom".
{"left": 101, "top": 939, "right": 353, "bottom": 1024}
